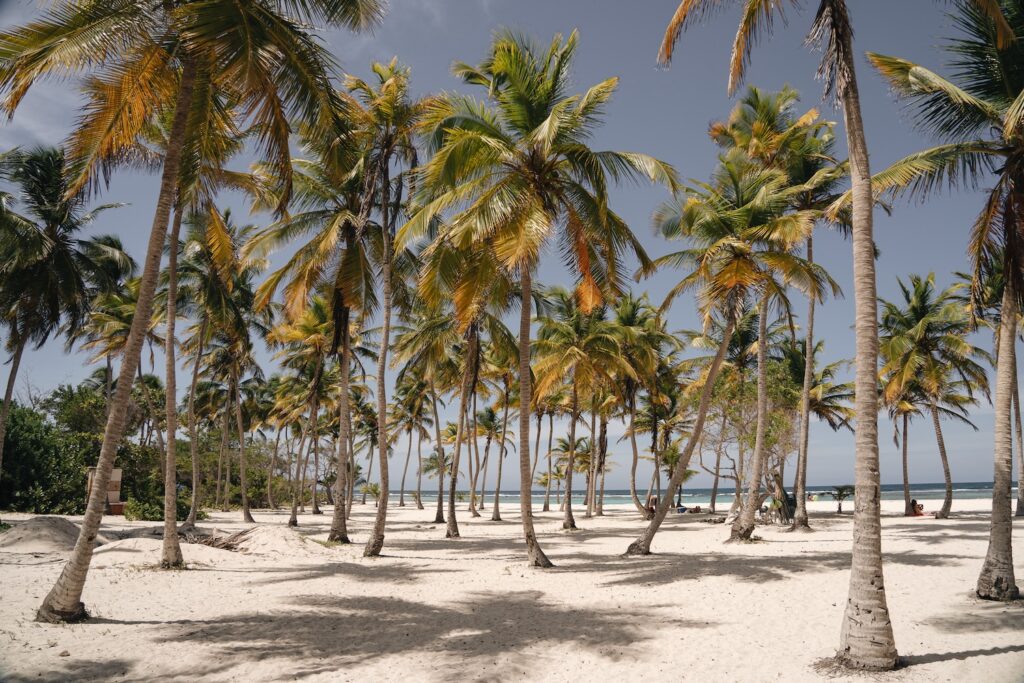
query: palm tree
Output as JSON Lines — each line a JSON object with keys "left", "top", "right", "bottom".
{"left": 610, "top": 293, "right": 670, "bottom": 517}
{"left": 403, "top": 31, "right": 676, "bottom": 567}
{"left": 0, "top": 148, "right": 128, "bottom": 511}
{"left": 535, "top": 289, "right": 634, "bottom": 530}
{"left": 864, "top": 0, "right": 1021, "bottom": 601}
{"left": 655, "top": 0, "right": 956, "bottom": 666}
{"left": 627, "top": 151, "right": 830, "bottom": 554}
{"left": 0, "top": 0, "right": 383, "bottom": 624}
{"left": 879, "top": 274, "right": 989, "bottom": 518}
{"left": 709, "top": 85, "right": 848, "bottom": 531}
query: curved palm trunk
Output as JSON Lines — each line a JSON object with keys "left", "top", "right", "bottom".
{"left": 0, "top": 334, "right": 27, "bottom": 523}
{"left": 976, "top": 273, "right": 1019, "bottom": 600}
{"left": 732, "top": 293, "right": 770, "bottom": 541}
{"left": 36, "top": 60, "right": 198, "bottom": 623}
{"left": 563, "top": 380, "right": 579, "bottom": 530}
{"left": 710, "top": 445, "right": 722, "bottom": 514}
{"left": 597, "top": 416, "right": 608, "bottom": 515}
{"left": 491, "top": 384, "right": 510, "bottom": 522}
{"left": 901, "top": 414, "right": 913, "bottom": 517}
{"left": 364, "top": 169, "right": 394, "bottom": 558}
{"left": 184, "top": 315, "right": 208, "bottom": 527}
{"left": 160, "top": 206, "right": 185, "bottom": 568}
{"left": 929, "top": 401, "right": 953, "bottom": 519}
{"left": 399, "top": 430, "right": 413, "bottom": 507}
{"left": 791, "top": 236, "right": 815, "bottom": 530}
{"left": 328, "top": 326, "right": 352, "bottom": 543}
{"left": 429, "top": 382, "right": 445, "bottom": 523}
{"left": 542, "top": 413, "right": 553, "bottom": 512}
{"left": 478, "top": 435, "right": 493, "bottom": 509}
{"left": 267, "top": 429, "right": 281, "bottom": 510}
{"left": 235, "top": 373, "right": 255, "bottom": 524}
{"left": 445, "top": 325, "right": 478, "bottom": 538}
{"left": 627, "top": 400, "right": 646, "bottom": 517}
{"left": 834, "top": 19, "right": 899, "bottom": 666}
{"left": 517, "top": 267, "right": 553, "bottom": 567}
{"left": 469, "top": 394, "right": 481, "bottom": 516}
{"left": 1012, "top": 369, "right": 1024, "bottom": 517}
{"left": 627, "top": 319, "right": 734, "bottom": 555}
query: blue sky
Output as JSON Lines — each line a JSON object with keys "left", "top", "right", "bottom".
{"left": 0, "top": 1, "right": 1006, "bottom": 490}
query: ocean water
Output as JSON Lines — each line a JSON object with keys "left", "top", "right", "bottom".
{"left": 392, "top": 482, "right": 1012, "bottom": 507}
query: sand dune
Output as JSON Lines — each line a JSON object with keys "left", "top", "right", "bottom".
{"left": 0, "top": 500, "right": 1021, "bottom": 682}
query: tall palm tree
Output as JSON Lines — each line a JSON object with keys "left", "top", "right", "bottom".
{"left": 863, "top": 0, "right": 1021, "bottom": 601}
{"left": 879, "top": 274, "right": 989, "bottom": 518}
{"left": 709, "top": 85, "right": 848, "bottom": 531}
{"left": 403, "top": 31, "right": 676, "bottom": 566}
{"left": 0, "top": 0, "right": 383, "bottom": 624}
{"left": 650, "top": 0, "right": 988, "bottom": 663}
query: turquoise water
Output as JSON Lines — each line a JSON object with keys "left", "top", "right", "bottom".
{"left": 396, "top": 482, "right": 1011, "bottom": 506}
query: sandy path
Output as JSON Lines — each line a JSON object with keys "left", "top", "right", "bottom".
{"left": 0, "top": 499, "right": 1021, "bottom": 682}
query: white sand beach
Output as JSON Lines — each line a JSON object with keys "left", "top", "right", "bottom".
{"left": 0, "top": 500, "right": 1021, "bottom": 682}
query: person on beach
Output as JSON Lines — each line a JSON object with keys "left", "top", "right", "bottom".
{"left": 911, "top": 499, "right": 925, "bottom": 516}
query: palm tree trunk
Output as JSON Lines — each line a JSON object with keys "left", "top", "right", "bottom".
{"left": 710, "top": 445, "right": 722, "bottom": 514}
{"left": 791, "top": 236, "right": 815, "bottom": 530}
{"left": 469, "top": 393, "right": 481, "bottom": 516}
{"left": 364, "top": 165, "right": 394, "bottom": 558}
{"left": 267, "top": 429, "right": 281, "bottom": 510}
{"left": 976, "top": 271, "right": 1019, "bottom": 600}
{"left": 543, "top": 412, "right": 553, "bottom": 512}
{"left": 491, "top": 383, "right": 510, "bottom": 521}
{"left": 415, "top": 431, "right": 424, "bottom": 510}
{"left": 531, "top": 412, "right": 542, "bottom": 480}
{"left": 160, "top": 204, "right": 185, "bottom": 568}
{"left": 36, "top": 59, "right": 198, "bottom": 623}
{"left": 563, "top": 379, "right": 579, "bottom": 531}
{"left": 328, "top": 321, "right": 352, "bottom": 543}
{"left": 399, "top": 430, "right": 413, "bottom": 507}
{"left": 1012, "top": 366, "right": 1024, "bottom": 517}
{"left": 429, "top": 381, "right": 445, "bottom": 523}
{"left": 901, "top": 414, "right": 913, "bottom": 516}
{"left": 310, "top": 423, "right": 322, "bottom": 515}
{"left": 222, "top": 420, "right": 231, "bottom": 512}
{"left": 929, "top": 401, "right": 953, "bottom": 519}
{"left": 445, "top": 324, "right": 478, "bottom": 538}
{"left": 362, "top": 441, "right": 373, "bottom": 505}
{"left": 215, "top": 408, "right": 229, "bottom": 509}
{"left": 597, "top": 415, "right": 608, "bottom": 516}
{"left": 104, "top": 353, "right": 112, "bottom": 416}
{"left": 834, "top": 17, "right": 899, "bottom": 665}
{"left": 479, "top": 435, "right": 493, "bottom": 509}
{"left": 288, "top": 423, "right": 310, "bottom": 527}
{"left": 627, "top": 319, "right": 734, "bottom": 556}
{"left": 628, "top": 399, "right": 646, "bottom": 517}
{"left": 184, "top": 315, "right": 208, "bottom": 527}
{"left": 586, "top": 408, "right": 597, "bottom": 518}
{"left": 732, "top": 292, "right": 770, "bottom": 541}
{"left": 0, "top": 334, "right": 27, "bottom": 514}
{"left": 235, "top": 373, "right": 254, "bottom": 523}
{"left": 517, "top": 267, "right": 553, "bottom": 567}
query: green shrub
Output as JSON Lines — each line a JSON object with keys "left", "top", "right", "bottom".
{"left": 123, "top": 498, "right": 163, "bottom": 521}
{"left": 123, "top": 493, "right": 206, "bottom": 522}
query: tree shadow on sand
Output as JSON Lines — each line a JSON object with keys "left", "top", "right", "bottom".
{"left": 553, "top": 549, "right": 974, "bottom": 587}
{"left": 117, "top": 592, "right": 715, "bottom": 679}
